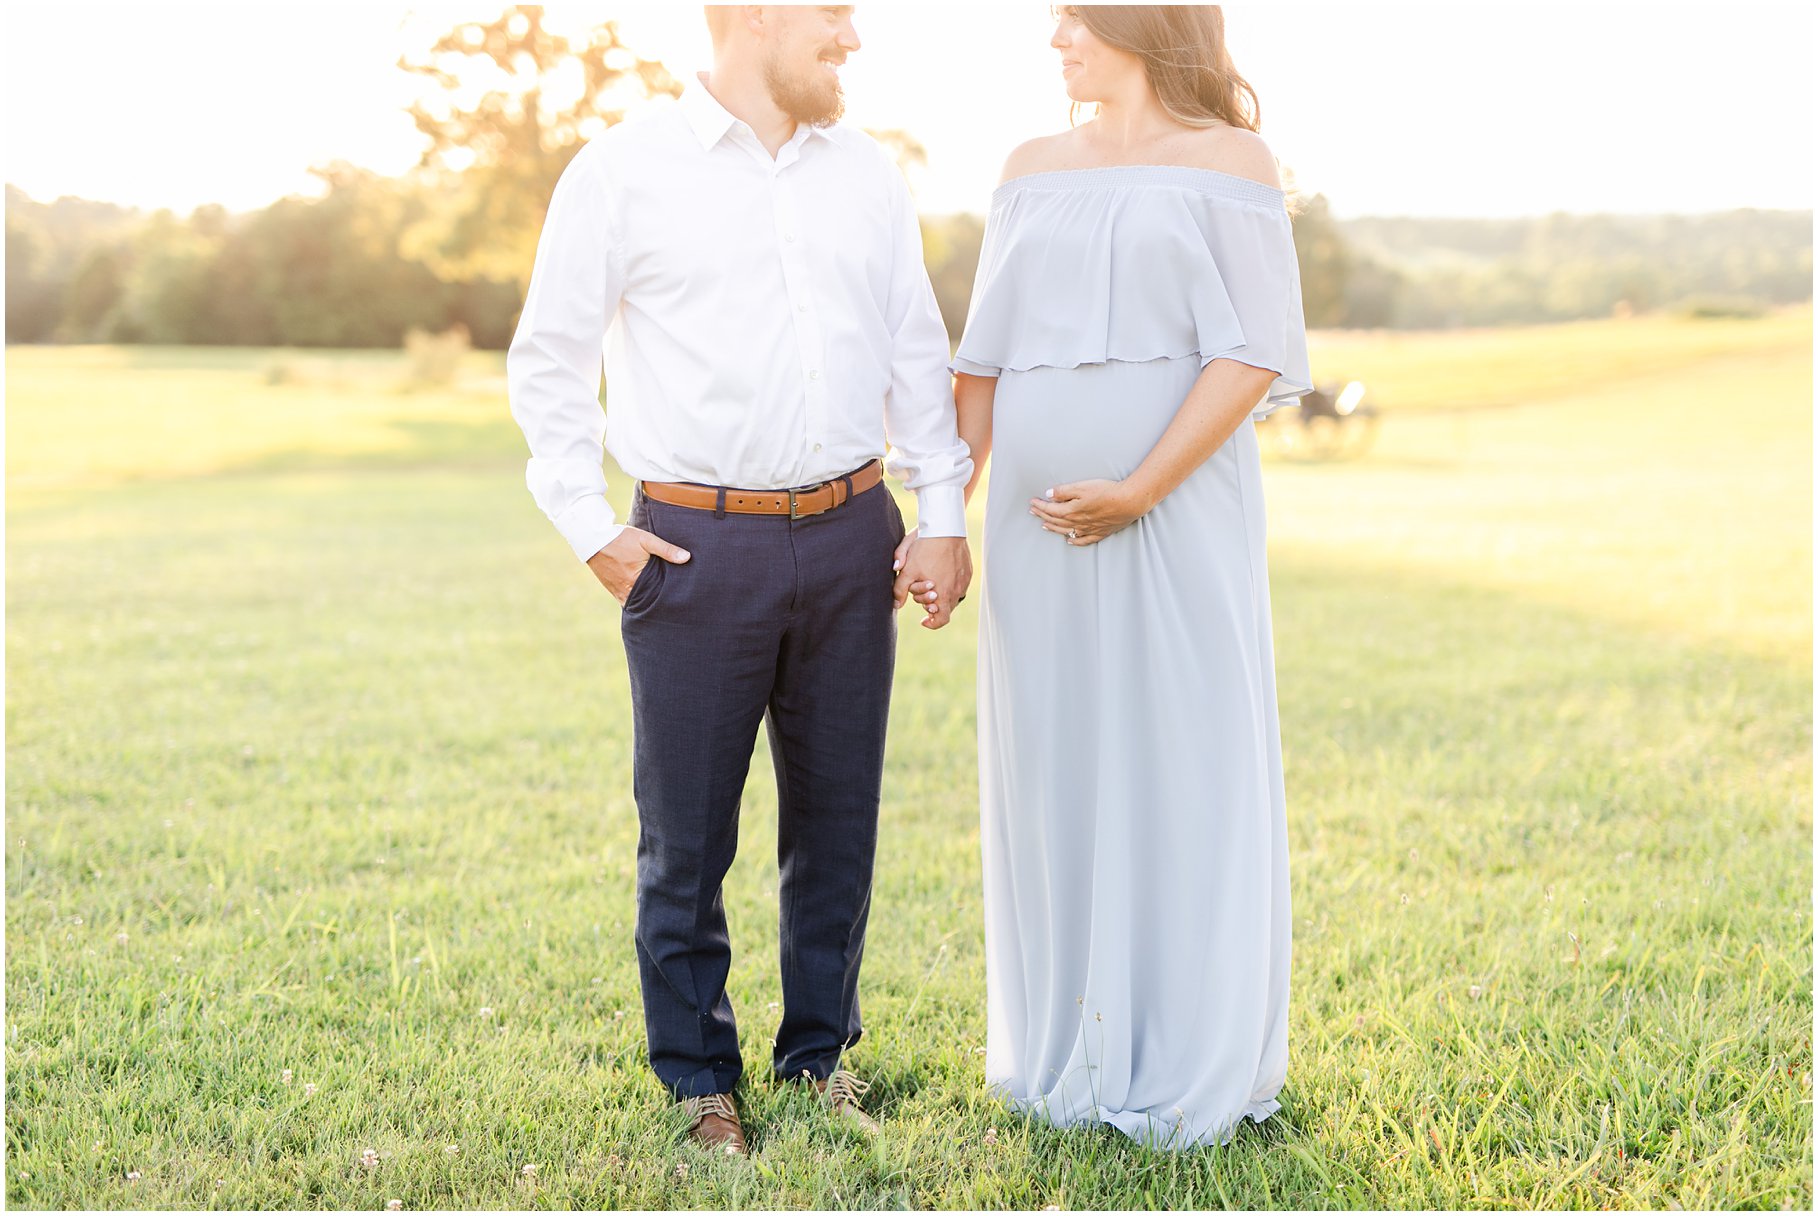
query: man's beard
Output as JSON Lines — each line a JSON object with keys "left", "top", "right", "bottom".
{"left": 763, "top": 49, "right": 845, "bottom": 127}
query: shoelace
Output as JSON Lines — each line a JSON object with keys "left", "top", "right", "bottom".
{"left": 822, "top": 1069, "right": 871, "bottom": 1109}
{"left": 683, "top": 1092, "right": 738, "bottom": 1126}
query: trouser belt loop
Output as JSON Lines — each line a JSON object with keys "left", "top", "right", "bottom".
{"left": 839, "top": 473, "right": 855, "bottom": 507}
{"left": 714, "top": 486, "right": 727, "bottom": 520}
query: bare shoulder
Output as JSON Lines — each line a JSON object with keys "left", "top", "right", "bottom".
{"left": 1173, "top": 125, "right": 1282, "bottom": 189}
{"left": 997, "top": 131, "right": 1080, "bottom": 186}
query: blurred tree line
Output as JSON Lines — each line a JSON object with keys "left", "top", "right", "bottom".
{"left": 6, "top": 7, "right": 1812, "bottom": 348}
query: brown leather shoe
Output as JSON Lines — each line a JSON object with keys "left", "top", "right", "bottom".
{"left": 812, "top": 1069, "right": 880, "bottom": 1134}
{"left": 679, "top": 1092, "right": 747, "bottom": 1157}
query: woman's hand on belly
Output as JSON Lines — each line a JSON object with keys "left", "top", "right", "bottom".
{"left": 1028, "top": 478, "right": 1155, "bottom": 546}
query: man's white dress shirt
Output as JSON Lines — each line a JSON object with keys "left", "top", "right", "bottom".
{"left": 506, "top": 72, "right": 973, "bottom": 561}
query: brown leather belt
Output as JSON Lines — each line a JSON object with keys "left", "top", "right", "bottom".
{"left": 638, "top": 459, "right": 882, "bottom": 519}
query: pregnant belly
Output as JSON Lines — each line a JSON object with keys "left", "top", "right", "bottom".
{"left": 990, "top": 355, "right": 1206, "bottom": 497}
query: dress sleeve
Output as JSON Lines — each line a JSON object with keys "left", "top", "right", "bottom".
{"left": 947, "top": 195, "right": 1013, "bottom": 379}
{"left": 946, "top": 175, "right": 1314, "bottom": 420}
{"left": 1191, "top": 200, "right": 1314, "bottom": 420}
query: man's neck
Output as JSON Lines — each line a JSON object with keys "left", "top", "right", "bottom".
{"left": 700, "top": 66, "right": 797, "bottom": 158}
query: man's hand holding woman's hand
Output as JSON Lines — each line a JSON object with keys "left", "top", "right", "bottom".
{"left": 587, "top": 527, "right": 692, "bottom": 603}
{"left": 892, "top": 529, "right": 972, "bottom": 630}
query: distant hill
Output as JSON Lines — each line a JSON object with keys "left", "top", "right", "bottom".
{"left": 1330, "top": 208, "right": 1812, "bottom": 328}
{"left": 916, "top": 204, "right": 1812, "bottom": 337}
{"left": 7, "top": 179, "right": 1812, "bottom": 345}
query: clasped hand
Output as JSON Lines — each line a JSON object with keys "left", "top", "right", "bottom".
{"left": 1027, "top": 478, "right": 1150, "bottom": 545}
{"left": 891, "top": 531, "right": 972, "bottom": 630}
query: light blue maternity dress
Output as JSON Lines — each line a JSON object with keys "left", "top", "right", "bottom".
{"left": 951, "top": 165, "right": 1313, "bottom": 1149}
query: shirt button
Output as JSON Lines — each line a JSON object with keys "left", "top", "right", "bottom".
{"left": 808, "top": 370, "right": 820, "bottom": 380}
{"left": 797, "top": 303, "right": 808, "bottom": 313}
{"left": 813, "top": 442, "right": 824, "bottom": 452}
{"left": 784, "top": 232, "right": 796, "bottom": 242}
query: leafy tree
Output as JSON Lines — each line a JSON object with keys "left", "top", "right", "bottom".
{"left": 6, "top": 209, "right": 58, "bottom": 342}
{"left": 396, "top": 6, "right": 682, "bottom": 287}
{"left": 59, "top": 246, "right": 127, "bottom": 341}
{"left": 1290, "top": 192, "right": 1351, "bottom": 327}
{"left": 921, "top": 212, "right": 986, "bottom": 343}
{"left": 6, "top": 186, "right": 142, "bottom": 341}
{"left": 866, "top": 127, "right": 928, "bottom": 182}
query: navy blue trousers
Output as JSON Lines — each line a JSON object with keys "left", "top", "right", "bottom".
{"left": 618, "top": 471, "right": 904, "bottom": 1099}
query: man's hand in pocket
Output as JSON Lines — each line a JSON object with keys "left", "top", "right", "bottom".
{"left": 586, "top": 527, "right": 692, "bottom": 603}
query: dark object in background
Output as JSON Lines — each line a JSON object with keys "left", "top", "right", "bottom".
{"left": 1258, "top": 379, "right": 1380, "bottom": 461}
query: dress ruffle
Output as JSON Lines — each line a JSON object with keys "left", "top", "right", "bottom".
{"left": 950, "top": 165, "right": 1313, "bottom": 420}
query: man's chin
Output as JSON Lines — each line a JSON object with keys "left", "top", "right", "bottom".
{"left": 790, "top": 85, "right": 843, "bottom": 127}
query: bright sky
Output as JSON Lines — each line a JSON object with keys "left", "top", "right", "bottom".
{"left": 3, "top": 2, "right": 1812, "bottom": 219}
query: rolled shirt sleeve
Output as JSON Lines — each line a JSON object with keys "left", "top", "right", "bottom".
{"left": 877, "top": 160, "right": 973, "bottom": 539}
{"left": 506, "top": 144, "right": 626, "bottom": 562}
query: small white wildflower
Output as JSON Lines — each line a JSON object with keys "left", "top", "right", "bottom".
{"left": 479, "top": 1007, "right": 494, "bottom": 1019}
{"left": 444, "top": 1144, "right": 460, "bottom": 1156}
{"left": 304, "top": 1082, "right": 318, "bottom": 1097}
{"left": 281, "top": 1069, "right": 293, "bottom": 1085}
{"left": 126, "top": 1170, "right": 142, "bottom": 1181}
{"left": 387, "top": 1201, "right": 403, "bottom": 1211}
{"left": 520, "top": 1164, "right": 537, "bottom": 1178}
{"left": 674, "top": 1162, "right": 689, "bottom": 1180}
{"left": 361, "top": 1148, "right": 380, "bottom": 1169}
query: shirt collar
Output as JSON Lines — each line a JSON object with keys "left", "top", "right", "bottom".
{"left": 678, "top": 71, "right": 836, "bottom": 152}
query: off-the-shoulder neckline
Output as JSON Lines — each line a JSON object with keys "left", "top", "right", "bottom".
{"left": 993, "top": 163, "right": 1286, "bottom": 208}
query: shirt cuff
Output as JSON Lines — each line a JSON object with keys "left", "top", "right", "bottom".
{"left": 913, "top": 485, "right": 968, "bottom": 539}
{"left": 553, "top": 494, "right": 624, "bottom": 562}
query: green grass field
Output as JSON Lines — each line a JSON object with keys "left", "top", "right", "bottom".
{"left": 7, "top": 306, "right": 1812, "bottom": 1209}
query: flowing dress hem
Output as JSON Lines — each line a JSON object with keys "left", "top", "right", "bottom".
{"left": 989, "top": 1087, "right": 1285, "bottom": 1151}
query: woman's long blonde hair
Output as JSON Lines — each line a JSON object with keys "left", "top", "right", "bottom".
{"left": 1069, "top": 5, "right": 1261, "bottom": 132}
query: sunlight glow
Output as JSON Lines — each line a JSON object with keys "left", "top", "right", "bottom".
{"left": 2, "top": 2, "right": 1811, "bottom": 218}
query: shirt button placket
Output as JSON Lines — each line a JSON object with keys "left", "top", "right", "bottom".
{"left": 774, "top": 164, "right": 824, "bottom": 483}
